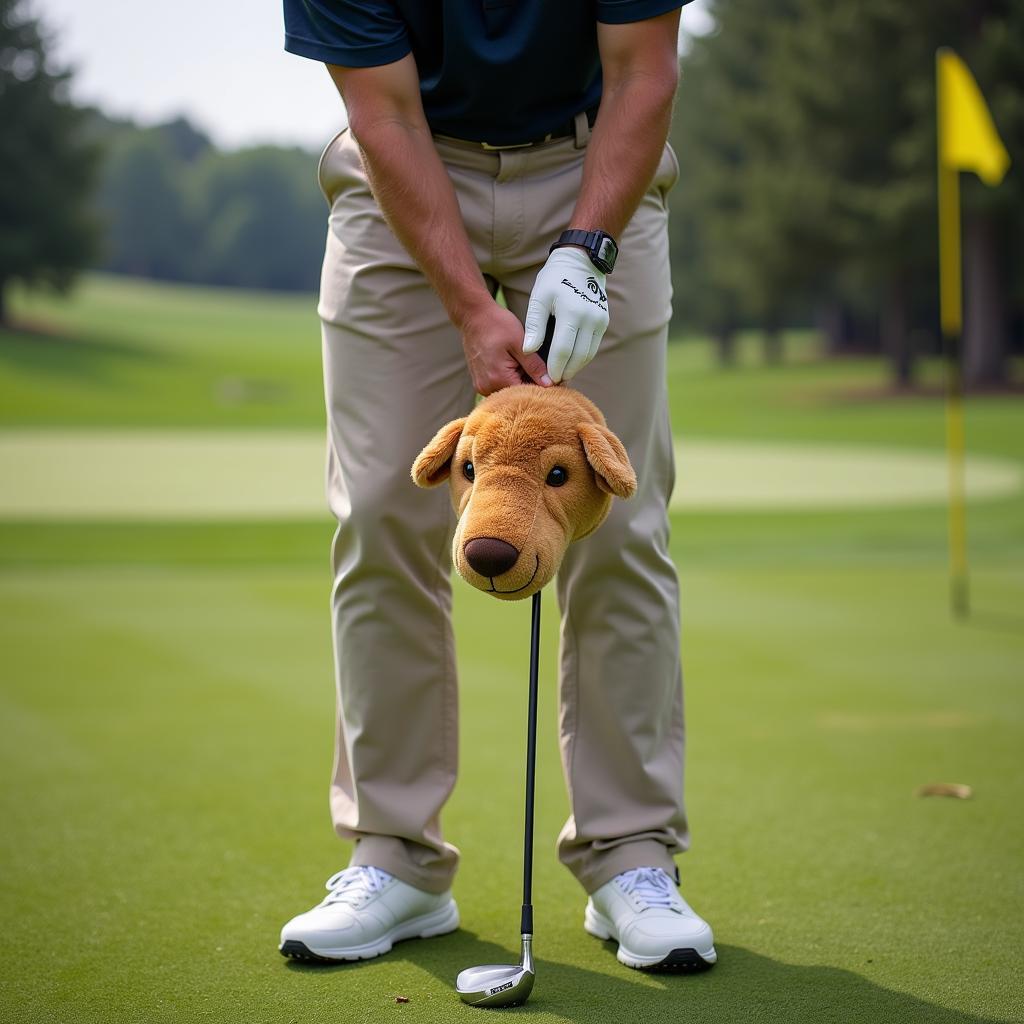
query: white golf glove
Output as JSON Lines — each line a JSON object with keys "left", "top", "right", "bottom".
{"left": 522, "top": 247, "right": 609, "bottom": 383}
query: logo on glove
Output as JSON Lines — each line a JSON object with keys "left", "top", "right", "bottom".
{"left": 560, "top": 277, "right": 608, "bottom": 311}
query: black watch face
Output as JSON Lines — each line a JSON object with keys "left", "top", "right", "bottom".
{"left": 595, "top": 236, "right": 617, "bottom": 272}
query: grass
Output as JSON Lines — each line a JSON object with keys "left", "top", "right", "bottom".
{"left": 1, "top": 274, "right": 1023, "bottom": 1023}
{"left": 0, "top": 276, "right": 323, "bottom": 428}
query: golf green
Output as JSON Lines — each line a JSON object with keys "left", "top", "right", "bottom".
{"left": 0, "top": 430, "right": 1019, "bottom": 519}
{"left": 1, "top": 275, "right": 1022, "bottom": 1023}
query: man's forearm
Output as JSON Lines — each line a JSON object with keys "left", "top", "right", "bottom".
{"left": 351, "top": 115, "right": 549, "bottom": 393}
{"left": 353, "top": 120, "right": 492, "bottom": 328}
{"left": 570, "top": 71, "right": 677, "bottom": 240}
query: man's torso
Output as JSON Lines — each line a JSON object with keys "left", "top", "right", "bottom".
{"left": 284, "top": 0, "right": 685, "bottom": 145}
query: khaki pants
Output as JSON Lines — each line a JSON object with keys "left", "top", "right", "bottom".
{"left": 316, "top": 113, "right": 687, "bottom": 896}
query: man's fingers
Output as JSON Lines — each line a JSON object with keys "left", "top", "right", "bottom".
{"left": 522, "top": 296, "right": 550, "bottom": 354}
{"left": 562, "top": 327, "right": 596, "bottom": 381}
{"left": 581, "top": 323, "right": 606, "bottom": 373}
{"left": 546, "top": 320, "right": 580, "bottom": 383}
{"left": 476, "top": 366, "right": 522, "bottom": 397}
{"left": 514, "top": 348, "right": 553, "bottom": 387}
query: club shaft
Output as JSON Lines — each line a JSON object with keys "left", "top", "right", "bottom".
{"left": 521, "top": 590, "right": 541, "bottom": 934}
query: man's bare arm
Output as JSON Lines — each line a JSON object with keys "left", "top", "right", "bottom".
{"left": 570, "top": 11, "right": 681, "bottom": 238}
{"left": 326, "top": 58, "right": 550, "bottom": 395}
{"left": 520, "top": 12, "right": 680, "bottom": 382}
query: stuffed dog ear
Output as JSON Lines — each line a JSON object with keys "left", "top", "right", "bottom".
{"left": 578, "top": 422, "right": 637, "bottom": 499}
{"left": 412, "top": 417, "right": 468, "bottom": 488}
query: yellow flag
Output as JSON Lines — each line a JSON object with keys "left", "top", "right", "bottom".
{"left": 938, "top": 49, "right": 1010, "bottom": 186}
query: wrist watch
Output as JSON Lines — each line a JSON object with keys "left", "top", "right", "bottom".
{"left": 550, "top": 229, "right": 618, "bottom": 275}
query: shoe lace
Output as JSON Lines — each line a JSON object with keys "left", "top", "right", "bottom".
{"left": 321, "top": 866, "right": 393, "bottom": 908}
{"left": 616, "top": 867, "right": 682, "bottom": 911}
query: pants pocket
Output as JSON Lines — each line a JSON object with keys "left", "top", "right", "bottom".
{"left": 316, "top": 126, "right": 351, "bottom": 205}
{"left": 654, "top": 141, "right": 681, "bottom": 205}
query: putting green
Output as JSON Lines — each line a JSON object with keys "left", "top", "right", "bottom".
{"left": 670, "top": 439, "right": 1023, "bottom": 510}
{"left": 0, "top": 430, "right": 1020, "bottom": 519}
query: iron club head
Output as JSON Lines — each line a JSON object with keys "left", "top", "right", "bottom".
{"left": 455, "top": 936, "right": 535, "bottom": 1008}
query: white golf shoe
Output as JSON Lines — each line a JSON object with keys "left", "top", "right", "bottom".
{"left": 279, "top": 866, "right": 459, "bottom": 962}
{"left": 584, "top": 866, "right": 717, "bottom": 971}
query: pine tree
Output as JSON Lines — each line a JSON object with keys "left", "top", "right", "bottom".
{"left": 0, "top": 0, "right": 100, "bottom": 324}
{"left": 669, "top": 0, "right": 1022, "bottom": 385}
{"left": 958, "top": 1, "right": 1024, "bottom": 387}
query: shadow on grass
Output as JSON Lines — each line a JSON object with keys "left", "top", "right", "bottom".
{"left": 964, "top": 609, "right": 1024, "bottom": 636}
{"left": 0, "top": 322, "right": 170, "bottom": 383}
{"left": 284, "top": 932, "right": 1011, "bottom": 1023}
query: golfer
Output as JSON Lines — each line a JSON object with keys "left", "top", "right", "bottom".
{"left": 280, "top": 0, "right": 716, "bottom": 972}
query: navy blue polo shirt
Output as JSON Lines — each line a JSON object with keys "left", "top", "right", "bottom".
{"left": 284, "top": 1, "right": 689, "bottom": 146}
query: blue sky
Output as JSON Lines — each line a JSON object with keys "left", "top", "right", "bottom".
{"left": 37, "top": 0, "right": 714, "bottom": 151}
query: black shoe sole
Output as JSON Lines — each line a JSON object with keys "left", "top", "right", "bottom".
{"left": 280, "top": 940, "right": 340, "bottom": 963}
{"left": 283, "top": 938, "right": 713, "bottom": 972}
{"left": 642, "top": 947, "right": 715, "bottom": 972}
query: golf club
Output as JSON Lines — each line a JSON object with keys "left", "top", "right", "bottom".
{"left": 456, "top": 590, "right": 542, "bottom": 1008}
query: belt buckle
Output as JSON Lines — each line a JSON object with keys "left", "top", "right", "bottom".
{"left": 480, "top": 140, "right": 533, "bottom": 151}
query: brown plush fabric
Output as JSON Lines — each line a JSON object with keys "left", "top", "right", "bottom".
{"left": 412, "top": 385, "right": 636, "bottom": 600}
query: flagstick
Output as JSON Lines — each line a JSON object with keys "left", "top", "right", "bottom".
{"left": 942, "top": 313, "right": 970, "bottom": 620}
{"left": 933, "top": 46, "right": 1012, "bottom": 619}
{"left": 936, "top": 55, "right": 970, "bottom": 620}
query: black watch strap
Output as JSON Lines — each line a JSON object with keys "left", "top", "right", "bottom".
{"left": 550, "top": 229, "right": 618, "bottom": 274}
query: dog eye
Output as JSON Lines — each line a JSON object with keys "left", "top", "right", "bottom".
{"left": 463, "top": 461, "right": 475, "bottom": 482}
{"left": 546, "top": 466, "right": 568, "bottom": 487}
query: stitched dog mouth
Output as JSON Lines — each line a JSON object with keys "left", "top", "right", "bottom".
{"left": 486, "top": 554, "right": 540, "bottom": 594}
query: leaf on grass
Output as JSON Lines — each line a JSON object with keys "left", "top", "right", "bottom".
{"left": 915, "top": 783, "right": 973, "bottom": 799}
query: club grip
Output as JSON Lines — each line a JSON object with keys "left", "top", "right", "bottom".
{"left": 537, "top": 315, "right": 555, "bottom": 364}
{"left": 520, "top": 903, "right": 533, "bottom": 935}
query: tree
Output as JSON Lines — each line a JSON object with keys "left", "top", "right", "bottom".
{"left": 670, "top": 0, "right": 821, "bottom": 363}
{"left": 959, "top": 1, "right": 1024, "bottom": 388}
{"left": 190, "top": 147, "right": 325, "bottom": 292}
{"left": 0, "top": 0, "right": 99, "bottom": 324}
{"left": 91, "top": 115, "right": 326, "bottom": 293}
{"left": 97, "top": 130, "right": 195, "bottom": 280}
{"left": 668, "top": 0, "right": 1022, "bottom": 386}
{"left": 158, "top": 115, "right": 212, "bottom": 164}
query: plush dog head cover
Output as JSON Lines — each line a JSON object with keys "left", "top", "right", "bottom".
{"left": 412, "top": 385, "right": 636, "bottom": 600}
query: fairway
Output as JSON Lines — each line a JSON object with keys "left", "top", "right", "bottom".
{"left": 2, "top": 276, "right": 1023, "bottom": 1024}
{"left": 3, "top": 563, "right": 1022, "bottom": 1024}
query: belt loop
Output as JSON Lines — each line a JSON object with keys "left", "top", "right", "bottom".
{"left": 573, "top": 110, "right": 591, "bottom": 149}
{"left": 497, "top": 148, "right": 527, "bottom": 183}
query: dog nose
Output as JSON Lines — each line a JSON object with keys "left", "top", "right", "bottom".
{"left": 464, "top": 537, "right": 520, "bottom": 578}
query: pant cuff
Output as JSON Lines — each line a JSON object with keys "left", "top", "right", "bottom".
{"left": 348, "top": 835, "right": 456, "bottom": 895}
{"left": 573, "top": 839, "right": 679, "bottom": 895}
